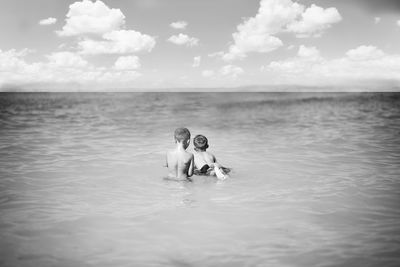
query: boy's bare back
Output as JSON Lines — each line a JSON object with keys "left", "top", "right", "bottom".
{"left": 166, "top": 149, "right": 194, "bottom": 180}
{"left": 165, "top": 128, "right": 194, "bottom": 180}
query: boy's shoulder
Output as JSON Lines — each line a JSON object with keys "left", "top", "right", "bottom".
{"left": 167, "top": 149, "right": 193, "bottom": 158}
{"left": 183, "top": 150, "right": 194, "bottom": 161}
{"left": 185, "top": 150, "right": 194, "bottom": 158}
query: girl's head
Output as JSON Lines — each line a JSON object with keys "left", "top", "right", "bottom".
{"left": 193, "top": 135, "right": 209, "bottom": 151}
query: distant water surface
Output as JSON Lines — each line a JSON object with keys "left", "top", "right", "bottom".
{"left": 0, "top": 92, "right": 399, "bottom": 267}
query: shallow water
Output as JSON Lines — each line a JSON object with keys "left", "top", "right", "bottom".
{"left": 0, "top": 92, "right": 400, "bottom": 267}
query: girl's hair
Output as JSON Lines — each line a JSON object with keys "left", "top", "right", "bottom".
{"left": 193, "top": 135, "right": 209, "bottom": 151}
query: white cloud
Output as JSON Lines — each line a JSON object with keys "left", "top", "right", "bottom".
{"left": 346, "top": 45, "right": 384, "bottom": 61}
{"left": 220, "top": 65, "right": 244, "bottom": 78}
{"left": 114, "top": 56, "right": 141, "bottom": 70}
{"left": 222, "top": 0, "right": 342, "bottom": 61}
{"left": 202, "top": 70, "right": 214, "bottom": 78}
{"left": 167, "top": 33, "right": 199, "bottom": 47}
{"left": 200, "top": 66, "right": 244, "bottom": 79}
{"left": 374, "top": 17, "right": 381, "bottom": 24}
{"left": 98, "top": 71, "right": 141, "bottom": 84}
{"left": 170, "top": 21, "right": 188, "bottom": 30}
{"left": 0, "top": 49, "right": 31, "bottom": 72}
{"left": 192, "top": 56, "right": 201, "bottom": 67}
{"left": 0, "top": 48, "right": 141, "bottom": 88}
{"left": 297, "top": 45, "right": 321, "bottom": 59}
{"left": 266, "top": 45, "right": 400, "bottom": 84}
{"left": 56, "top": 0, "right": 155, "bottom": 55}
{"left": 397, "top": 20, "right": 400, "bottom": 27}
{"left": 268, "top": 46, "right": 322, "bottom": 76}
{"left": 208, "top": 51, "right": 224, "bottom": 58}
{"left": 39, "top": 17, "right": 57, "bottom": 26}
{"left": 287, "top": 4, "right": 342, "bottom": 38}
{"left": 223, "top": 35, "right": 282, "bottom": 61}
{"left": 47, "top": 51, "right": 88, "bottom": 68}
{"left": 78, "top": 30, "right": 155, "bottom": 54}
{"left": 57, "top": 0, "right": 125, "bottom": 36}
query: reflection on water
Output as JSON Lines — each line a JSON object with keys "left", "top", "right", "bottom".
{"left": 0, "top": 92, "right": 400, "bottom": 267}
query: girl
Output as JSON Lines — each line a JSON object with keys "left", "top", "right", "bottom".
{"left": 192, "top": 135, "right": 229, "bottom": 179}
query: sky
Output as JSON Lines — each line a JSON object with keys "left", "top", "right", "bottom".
{"left": 1, "top": 0, "right": 400, "bottom": 91}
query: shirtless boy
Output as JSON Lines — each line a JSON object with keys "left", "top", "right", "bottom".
{"left": 165, "top": 128, "right": 194, "bottom": 181}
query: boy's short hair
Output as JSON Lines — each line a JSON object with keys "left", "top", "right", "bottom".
{"left": 193, "top": 135, "right": 209, "bottom": 150}
{"left": 174, "top": 128, "right": 191, "bottom": 142}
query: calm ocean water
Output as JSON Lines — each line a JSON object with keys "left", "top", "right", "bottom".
{"left": 0, "top": 92, "right": 399, "bottom": 267}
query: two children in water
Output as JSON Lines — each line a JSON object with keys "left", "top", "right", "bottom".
{"left": 165, "top": 127, "right": 229, "bottom": 181}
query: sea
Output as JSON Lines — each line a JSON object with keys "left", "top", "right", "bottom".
{"left": 0, "top": 92, "right": 399, "bottom": 267}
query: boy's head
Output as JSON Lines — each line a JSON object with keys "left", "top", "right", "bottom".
{"left": 174, "top": 128, "right": 191, "bottom": 148}
{"left": 193, "top": 135, "right": 209, "bottom": 151}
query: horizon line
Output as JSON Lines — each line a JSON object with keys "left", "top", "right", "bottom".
{"left": 1, "top": 82, "right": 400, "bottom": 93}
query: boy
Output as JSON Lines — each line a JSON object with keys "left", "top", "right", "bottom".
{"left": 165, "top": 128, "right": 194, "bottom": 181}
{"left": 193, "top": 134, "right": 229, "bottom": 180}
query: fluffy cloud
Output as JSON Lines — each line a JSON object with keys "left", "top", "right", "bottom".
{"left": 397, "top": 20, "right": 400, "bottom": 27}
{"left": 223, "top": 0, "right": 300, "bottom": 61}
{"left": 0, "top": 50, "right": 40, "bottom": 86}
{"left": 57, "top": 0, "right": 155, "bottom": 55}
{"left": 167, "top": 34, "right": 199, "bottom": 46}
{"left": 202, "top": 70, "right": 214, "bottom": 78}
{"left": 78, "top": 30, "right": 155, "bottom": 54}
{"left": 113, "top": 56, "right": 140, "bottom": 70}
{"left": 346, "top": 45, "right": 384, "bottom": 60}
{"left": 267, "top": 45, "right": 322, "bottom": 76}
{"left": 200, "top": 66, "right": 244, "bottom": 79}
{"left": 222, "top": 0, "right": 341, "bottom": 61}
{"left": 170, "top": 21, "right": 188, "bottom": 30}
{"left": 0, "top": 48, "right": 141, "bottom": 88}
{"left": 266, "top": 45, "right": 400, "bottom": 84}
{"left": 192, "top": 56, "right": 201, "bottom": 67}
{"left": 287, "top": 4, "right": 342, "bottom": 38}
{"left": 57, "top": 0, "right": 125, "bottom": 36}
{"left": 0, "top": 49, "right": 32, "bottom": 73}
{"left": 219, "top": 65, "right": 244, "bottom": 78}
{"left": 374, "top": 17, "right": 381, "bottom": 24}
{"left": 46, "top": 52, "right": 88, "bottom": 67}
{"left": 2, "top": 1, "right": 155, "bottom": 89}
{"left": 297, "top": 45, "right": 321, "bottom": 59}
{"left": 39, "top": 17, "right": 57, "bottom": 26}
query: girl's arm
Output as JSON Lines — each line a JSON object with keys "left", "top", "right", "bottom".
{"left": 188, "top": 155, "right": 194, "bottom": 177}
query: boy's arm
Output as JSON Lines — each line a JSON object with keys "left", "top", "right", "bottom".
{"left": 188, "top": 154, "right": 194, "bottom": 177}
{"left": 164, "top": 152, "right": 168, "bottom": 167}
